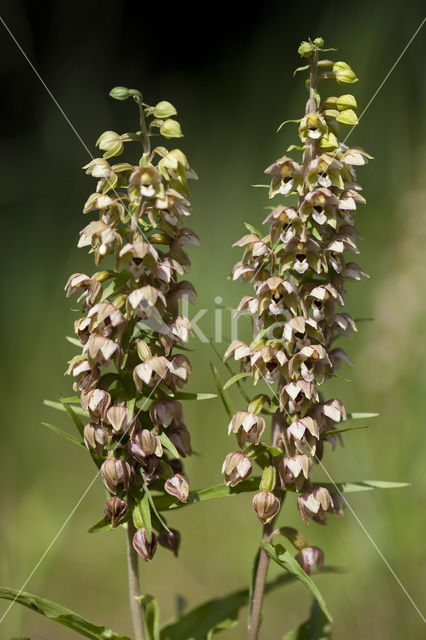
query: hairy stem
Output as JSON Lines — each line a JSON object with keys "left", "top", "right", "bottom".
{"left": 248, "top": 522, "right": 273, "bottom": 640}
{"left": 126, "top": 519, "right": 145, "bottom": 640}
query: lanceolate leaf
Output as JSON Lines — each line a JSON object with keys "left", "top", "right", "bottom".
{"left": 154, "top": 477, "right": 260, "bottom": 511}
{"left": 321, "top": 424, "right": 369, "bottom": 438}
{"left": 261, "top": 541, "right": 332, "bottom": 622}
{"left": 41, "top": 422, "right": 85, "bottom": 448}
{"left": 160, "top": 568, "right": 341, "bottom": 640}
{"left": 314, "top": 480, "right": 410, "bottom": 493}
{"left": 283, "top": 599, "right": 332, "bottom": 639}
{"left": 44, "top": 399, "right": 86, "bottom": 417}
{"left": 88, "top": 516, "right": 113, "bottom": 534}
{"left": 223, "top": 372, "right": 251, "bottom": 391}
{"left": 159, "top": 432, "right": 180, "bottom": 459}
{"left": 0, "top": 588, "right": 131, "bottom": 640}
{"left": 139, "top": 595, "right": 160, "bottom": 640}
{"left": 173, "top": 392, "right": 217, "bottom": 401}
{"left": 210, "top": 364, "right": 235, "bottom": 419}
{"left": 347, "top": 412, "right": 379, "bottom": 419}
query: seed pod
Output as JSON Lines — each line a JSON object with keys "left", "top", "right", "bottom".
{"left": 295, "top": 546, "right": 324, "bottom": 576}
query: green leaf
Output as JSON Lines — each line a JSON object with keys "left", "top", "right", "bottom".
{"left": 0, "top": 587, "right": 131, "bottom": 640}
{"left": 173, "top": 392, "right": 217, "bottom": 401}
{"left": 44, "top": 399, "right": 86, "bottom": 417}
{"left": 283, "top": 599, "right": 332, "bottom": 639}
{"left": 277, "top": 118, "right": 302, "bottom": 133}
{"left": 66, "top": 335, "right": 82, "bottom": 347}
{"left": 293, "top": 64, "right": 310, "bottom": 76}
{"left": 88, "top": 516, "right": 113, "bottom": 534}
{"left": 139, "top": 489, "right": 152, "bottom": 541}
{"left": 60, "top": 399, "right": 85, "bottom": 438}
{"left": 262, "top": 541, "right": 332, "bottom": 621}
{"left": 210, "top": 364, "right": 235, "bottom": 420}
{"left": 244, "top": 222, "right": 263, "bottom": 236}
{"left": 140, "top": 595, "right": 161, "bottom": 640}
{"left": 41, "top": 422, "right": 85, "bottom": 448}
{"left": 347, "top": 412, "right": 379, "bottom": 419}
{"left": 321, "top": 425, "right": 369, "bottom": 438}
{"left": 142, "top": 479, "right": 170, "bottom": 532}
{"left": 160, "top": 568, "right": 342, "bottom": 640}
{"left": 314, "top": 480, "right": 410, "bottom": 494}
{"left": 154, "top": 477, "right": 260, "bottom": 511}
{"left": 223, "top": 372, "right": 250, "bottom": 390}
{"left": 159, "top": 432, "right": 180, "bottom": 459}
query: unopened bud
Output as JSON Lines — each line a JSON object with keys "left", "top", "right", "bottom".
{"left": 105, "top": 497, "right": 128, "bottom": 527}
{"left": 277, "top": 526, "right": 307, "bottom": 551}
{"left": 252, "top": 491, "right": 280, "bottom": 524}
{"left": 333, "top": 61, "right": 358, "bottom": 85}
{"left": 133, "top": 528, "right": 157, "bottom": 562}
{"left": 135, "top": 339, "right": 152, "bottom": 361}
{"left": 159, "top": 528, "right": 181, "bottom": 557}
{"left": 247, "top": 394, "right": 270, "bottom": 415}
{"left": 168, "top": 424, "right": 192, "bottom": 457}
{"left": 92, "top": 270, "right": 113, "bottom": 283}
{"left": 222, "top": 451, "right": 252, "bottom": 487}
{"left": 83, "top": 422, "right": 107, "bottom": 455}
{"left": 164, "top": 474, "right": 189, "bottom": 503}
{"left": 295, "top": 546, "right": 324, "bottom": 576}
{"left": 106, "top": 405, "right": 129, "bottom": 434}
{"left": 150, "top": 399, "right": 183, "bottom": 428}
{"left": 260, "top": 465, "right": 277, "bottom": 492}
{"left": 128, "top": 429, "right": 163, "bottom": 464}
{"left": 109, "top": 86, "right": 130, "bottom": 101}
{"left": 87, "top": 388, "right": 111, "bottom": 419}
{"left": 100, "top": 458, "right": 131, "bottom": 494}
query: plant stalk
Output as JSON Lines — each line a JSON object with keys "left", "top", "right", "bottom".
{"left": 126, "top": 519, "right": 146, "bottom": 640}
{"left": 248, "top": 522, "right": 273, "bottom": 640}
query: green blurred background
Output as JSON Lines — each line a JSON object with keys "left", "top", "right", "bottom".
{"left": 1, "top": 0, "right": 425, "bottom": 638}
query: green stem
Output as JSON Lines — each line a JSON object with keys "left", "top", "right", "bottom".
{"left": 126, "top": 519, "right": 146, "bottom": 640}
{"left": 247, "top": 522, "right": 273, "bottom": 640}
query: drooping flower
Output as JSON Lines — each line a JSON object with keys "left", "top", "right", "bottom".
{"left": 222, "top": 39, "right": 370, "bottom": 561}
{"left": 65, "top": 87, "right": 199, "bottom": 560}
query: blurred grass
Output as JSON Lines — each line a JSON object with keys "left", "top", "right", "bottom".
{"left": 0, "top": 0, "right": 425, "bottom": 638}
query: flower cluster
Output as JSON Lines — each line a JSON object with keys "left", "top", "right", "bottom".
{"left": 223, "top": 39, "right": 370, "bottom": 559}
{"left": 65, "top": 87, "right": 198, "bottom": 560}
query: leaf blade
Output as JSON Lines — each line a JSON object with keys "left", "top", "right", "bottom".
{"left": 0, "top": 587, "right": 131, "bottom": 640}
{"left": 262, "top": 541, "right": 332, "bottom": 622}
{"left": 41, "top": 422, "right": 85, "bottom": 448}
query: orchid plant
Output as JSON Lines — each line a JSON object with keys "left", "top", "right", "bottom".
{"left": 0, "top": 39, "right": 408, "bottom": 640}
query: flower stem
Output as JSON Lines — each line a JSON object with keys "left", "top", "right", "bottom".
{"left": 248, "top": 522, "right": 273, "bottom": 640}
{"left": 126, "top": 519, "right": 146, "bottom": 640}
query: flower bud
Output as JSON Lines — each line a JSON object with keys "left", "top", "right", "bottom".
{"left": 158, "top": 528, "right": 181, "bottom": 557}
{"left": 133, "top": 528, "right": 157, "bottom": 562}
{"left": 333, "top": 61, "right": 358, "bottom": 84}
{"left": 168, "top": 424, "right": 192, "bottom": 457}
{"left": 100, "top": 458, "right": 131, "bottom": 494}
{"left": 247, "top": 394, "right": 270, "bottom": 415}
{"left": 295, "top": 546, "right": 324, "bottom": 576}
{"left": 109, "top": 86, "right": 131, "bottom": 101}
{"left": 222, "top": 451, "right": 252, "bottom": 487}
{"left": 106, "top": 405, "right": 129, "bottom": 434}
{"left": 259, "top": 465, "right": 277, "bottom": 492}
{"left": 135, "top": 339, "right": 152, "bottom": 361}
{"left": 164, "top": 473, "right": 189, "bottom": 503}
{"left": 252, "top": 491, "right": 280, "bottom": 524}
{"left": 140, "top": 454, "right": 161, "bottom": 481}
{"left": 149, "top": 399, "right": 183, "bottom": 428}
{"left": 277, "top": 526, "right": 307, "bottom": 551}
{"left": 83, "top": 422, "right": 107, "bottom": 455}
{"left": 128, "top": 429, "right": 163, "bottom": 464}
{"left": 105, "top": 497, "right": 128, "bottom": 527}
{"left": 87, "top": 388, "right": 111, "bottom": 419}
